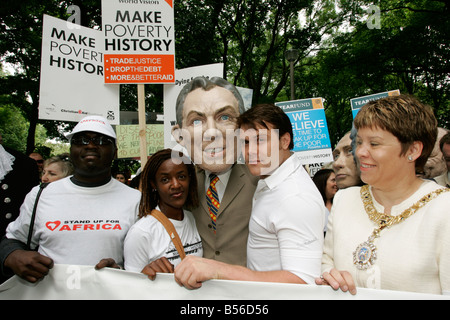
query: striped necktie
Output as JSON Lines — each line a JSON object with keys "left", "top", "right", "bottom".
{"left": 206, "top": 174, "right": 220, "bottom": 232}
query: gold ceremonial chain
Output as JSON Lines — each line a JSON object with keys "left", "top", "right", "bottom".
{"left": 353, "top": 185, "right": 449, "bottom": 270}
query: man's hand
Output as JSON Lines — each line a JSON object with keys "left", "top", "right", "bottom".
{"left": 174, "top": 256, "right": 222, "bottom": 290}
{"left": 95, "top": 258, "right": 121, "bottom": 270}
{"left": 141, "top": 257, "right": 174, "bottom": 280}
{"left": 4, "top": 250, "right": 54, "bottom": 283}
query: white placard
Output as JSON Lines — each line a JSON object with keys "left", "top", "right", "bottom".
{"left": 38, "top": 15, "right": 120, "bottom": 124}
{"left": 102, "top": 0, "right": 175, "bottom": 84}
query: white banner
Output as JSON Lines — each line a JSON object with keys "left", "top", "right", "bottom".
{"left": 0, "top": 264, "right": 447, "bottom": 301}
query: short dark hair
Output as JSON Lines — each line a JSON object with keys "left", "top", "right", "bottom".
{"left": 312, "top": 168, "right": 334, "bottom": 205}
{"left": 439, "top": 132, "right": 450, "bottom": 151}
{"left": 139, "top": 149, "right": 199, "bottom": 218}
{"left": 354, "top": 94, "right": 437, "bottom": 170}
{"left": 237, "top": 103, "right": 294, "bottom": 150}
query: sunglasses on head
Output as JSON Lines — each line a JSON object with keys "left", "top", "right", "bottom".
{"left": 71, "top": 135, "right": 114, "bottom": 146}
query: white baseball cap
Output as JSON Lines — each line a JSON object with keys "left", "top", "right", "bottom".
{"left": 65, "top": 116, "right": 117, "bottom": 142}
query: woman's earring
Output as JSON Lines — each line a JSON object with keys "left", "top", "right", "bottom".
{"left": 408, "top": 156, "right": 413, "bottom": 161}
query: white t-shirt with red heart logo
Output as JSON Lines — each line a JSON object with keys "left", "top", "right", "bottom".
{"left": 6, "top": 177, "right": 141, "bottom": 266}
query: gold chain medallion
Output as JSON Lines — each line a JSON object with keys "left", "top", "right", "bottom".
{"left": 353, "top": 185, "right": 448, "bottom": 270}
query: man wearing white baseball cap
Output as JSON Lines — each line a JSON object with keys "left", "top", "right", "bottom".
{"left": 65, "top": 115, "right": 117, "bottom": 143}
{"left": 0, "top": 116, "right": 141, "bottom": 283}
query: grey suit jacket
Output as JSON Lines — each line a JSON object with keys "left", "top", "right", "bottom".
{"left": 192, "top": 164, "right": 258, "bottom": 266}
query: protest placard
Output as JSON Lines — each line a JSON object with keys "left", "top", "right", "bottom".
{"left": 102, "top": 0, "right": 175, "bottom": 84}
{"left": 276, "top": 98, "right": 333, "bottom": 165}
{"left": 350, "top": 90, "right": 400, "bottom": 118}
{"left": 116, "top": 124, "right": 164, "bottom": 158}
{"left": 38, "top": 15, "right": 120, "bottom": 124}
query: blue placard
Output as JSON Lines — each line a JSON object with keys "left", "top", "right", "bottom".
{"left": 276, "top": 98, "right": 331, "bottom": 153}
{"left": 286, "top": 108, "right": 331, "bottom": 152}
{"left": 350, "top": 90, "right": 400, "bottom": 118}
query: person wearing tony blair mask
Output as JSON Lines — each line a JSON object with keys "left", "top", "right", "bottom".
{"left": 171, "top": 76, "right": 258, "bottom": 267}
{"left": 0, "top": 116, "right": 141, "bottom": 283}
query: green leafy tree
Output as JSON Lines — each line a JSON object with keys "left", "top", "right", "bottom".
{"left": 0, "top": 104, "right": 29, "bottom": 152}
{"left": 299, "top": 0, "right": 449, "bottom": 145}
{"left": 1, "top": 0, "right": 448, "bottom": 153}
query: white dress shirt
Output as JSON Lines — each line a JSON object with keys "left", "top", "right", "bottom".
{"left": 247, "top": 154, "right": 325, "bottom": 284}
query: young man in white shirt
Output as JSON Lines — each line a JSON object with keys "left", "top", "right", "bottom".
{"left": 174, "top": 104, "right": 325, "bottom": 289}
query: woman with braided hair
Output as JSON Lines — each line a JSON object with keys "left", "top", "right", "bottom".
{"left": 124, "top": 149, "right": 202, "bottom": 279}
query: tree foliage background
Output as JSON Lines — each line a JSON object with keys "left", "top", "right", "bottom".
{"left": 1, "top": 0, "right": 448, "bottom": 154}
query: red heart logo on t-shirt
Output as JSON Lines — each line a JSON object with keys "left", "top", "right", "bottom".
{"left": 46, "top": 221, "right": 61, "bottom": 231}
